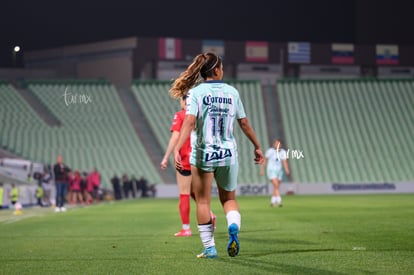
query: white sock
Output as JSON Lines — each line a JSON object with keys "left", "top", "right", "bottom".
{"left": 182, "top": 224, "right": 190, "bottom": 230}
{"left": 226, "top": 210, "right": 241, "bottom": 231}
{"left": 198, "top": 224, "right": 215, "bottom": 249}
{"left": 271, "top": 196, "right": 277, "bottom": 205}
{"left": 276, "top": 196, "right": 282, "bottom": 205}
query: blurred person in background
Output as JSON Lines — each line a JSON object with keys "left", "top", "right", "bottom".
{"left": 111, "top": 174, "right": 122, "bottom": 200}
{"left": 70, "top": 170, "right": 84, "bottom": 205}
{"left": 53, "top": 155, "right": 71, "bottom": 212}
{"left": 41, "top": 169, "right": 52, "bottom": 207}
{"left": 260, "top": 139, "right": 290, "bottom": 207}
{"left": 65, "top": 171, "right": 73, "bottom": 204}
{"left": 36, "top": 183, "right": 44, "bottom": 207}
{"left": 80, "top": 172, "right": 88, "bottom": 202}
{"left": 85, "top": 171, "right": 94, "bottom": 204}
{"left": 136, "top": 176, "right": 149, "bottom": 198}
{"left": 0, "top": 182, "right": 3, "bottom": 209}
{"left": 122, "top": 174, "right": 132, "bottom": 199}
{"left": 89, "top": 168, "right": 101, "bottom": 203}
{"left": 10, "top": 183, "right": 19, "bottom": 208}
{"left": 10, "top": 183, "right": 22, "bottom": 215}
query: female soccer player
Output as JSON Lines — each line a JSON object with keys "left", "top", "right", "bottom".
{"left": 171, "top": 52, "right": 264, "bottom": 258}
{"left": 161, "top": 97, "right": 194, "bottom": 237}
{"left": 161, "top": 97, "right": 217, "bottom": 237}
{"left": 260, "top": 139, "right": 291, "bottom": 207}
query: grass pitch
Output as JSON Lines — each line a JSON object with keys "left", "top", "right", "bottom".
{"left": 0, "top": 194, "right": 413, "bottom": 275}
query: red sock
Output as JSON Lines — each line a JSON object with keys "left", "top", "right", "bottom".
{"left": 179, "top": 194, "right": 190, "bottom": 225}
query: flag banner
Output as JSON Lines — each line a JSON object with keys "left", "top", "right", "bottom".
{"left": 376, "top": 44, "right": 399, "bottom": 65}
{"left": 202, "top": 40, "right": 225, "bottom": 58}
{"left": 331, "top": 43, "right": 354, "bottom": 64}
{"left": 245, "top": 41, "right": 269, "bottom": 62}
{"left": 159, "top": 38, "right": 182, "bottom": 60}
{"left": 288, "top": 42, "right": 311, "bottom": 63}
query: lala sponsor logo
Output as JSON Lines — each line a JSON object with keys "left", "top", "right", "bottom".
{"left": 205, "top": 145, "right": 232, "bottom": 162}
{"left": 205, "top": 149, "right": 232, "bottom": 162}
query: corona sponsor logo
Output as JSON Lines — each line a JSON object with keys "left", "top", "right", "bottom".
{"left": 203, "top": 95, "right": 232, "bottom": 105}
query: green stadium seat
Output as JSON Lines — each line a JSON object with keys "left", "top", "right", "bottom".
{"left": 277, "top": 78, "right": 414, "bottom": 183}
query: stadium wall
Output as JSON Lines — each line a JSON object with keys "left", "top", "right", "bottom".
{"left": 24, "top": 37, "right": 137, "bottom": 87}
{"left": 155, "top": 182, "right": 414, "bottom": 198}
{"left": 22, "top": 37, "right": 414, "bottom": 85}
{"left": 3, "top": 182, "right": 413, "bottom": 208}
{"left": 0, "top": 68, "right": 57, "bottom": 84}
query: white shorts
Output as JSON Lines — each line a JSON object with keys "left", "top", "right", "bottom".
{"left": 267, "top": 169, "right": 284, "bottom": 181}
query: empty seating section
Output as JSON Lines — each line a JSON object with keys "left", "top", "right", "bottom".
{"left": 0, "top": 82, "right": 48, "bottom": 158}
{"left": 131, "top": 81, "right": 188, "bottom": 180}
{"left": 230, "top": 81, "right": 270, "bottom": 183}
{"left": 132, "top": 80, "right": 269, "bottom": 184}
{"left": 2, "top": 80, "right": 162, "bottom": 186}
{"left": 277, "top": 79, "right": 414, "bottom": 183}
{"left": 131, "top": 81, "right": 178, "bottom": 150}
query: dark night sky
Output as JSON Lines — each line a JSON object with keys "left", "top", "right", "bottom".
{"left": 1, "top": 0, "right": 413, "bottom": 67}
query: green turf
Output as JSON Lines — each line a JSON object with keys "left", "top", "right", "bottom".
{"left": 0, "top": 194, "right": 413, "bottom": 275}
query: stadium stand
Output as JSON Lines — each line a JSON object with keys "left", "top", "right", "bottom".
{"left": 3, "top": 77, "right": 411, "bottom": 188}
{"left": 131, "top": 80, "right": 270, "bottom": 184}
{"left": 277, "top": 78, "right": 414, "bottom": 183}
{"left": 131, "top": 81, "right": 179, "bottom": 151}
{"left": 230, "top": 80, "right": 270, "bottom": 183}
{"left": 0, "top": 81, "right": 48, "bottom": 157}
{"left": 1, "top": 80, "right": 163, "bottom": 187}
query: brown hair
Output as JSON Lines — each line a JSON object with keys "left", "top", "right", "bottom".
{"left": 273, "top": 139, "right": 283, "bottom": 149}
{"left": 169, "top": 52, "right": 222, "bottom": 99}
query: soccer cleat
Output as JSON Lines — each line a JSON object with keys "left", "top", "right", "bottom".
{"left": 174, "top": 229, "right": 192, "bottom": 237}
{"left": 55, "top": 207, "right": 61, "bottom": 212}
{"left": 227, "top": 223, "right": 240, "bottom": 257}
{"left": 196, "top": 246, "right": 217, "bottom": 259}
{"left": 60, "top": 207, "right": 67, "bottom": 212}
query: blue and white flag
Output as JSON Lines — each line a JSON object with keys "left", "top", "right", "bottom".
{"left": 288, "top": 42, "right": 311, "bottom": 63}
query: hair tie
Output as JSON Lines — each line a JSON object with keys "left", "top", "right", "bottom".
{"left": 203, "top": 54, "right": 219, "bottom": 73}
